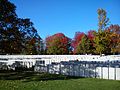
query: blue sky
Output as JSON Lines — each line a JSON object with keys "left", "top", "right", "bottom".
{"left": 10, "top": 0, "right": 120, "bottom": 39}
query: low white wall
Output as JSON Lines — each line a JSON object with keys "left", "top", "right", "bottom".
{"left": 0, "top": 55, "right": 120, "bottom": 62}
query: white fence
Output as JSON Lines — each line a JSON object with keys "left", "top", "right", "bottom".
{"left": 0, "top": 55, "right": 120, "bottom": 80}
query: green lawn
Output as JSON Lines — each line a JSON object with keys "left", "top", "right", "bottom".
{"left": 0, "top": 71, "right": 120, "bottom": 90}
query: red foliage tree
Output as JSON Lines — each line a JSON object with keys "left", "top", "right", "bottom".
{"left": 87, "top": 30, "right": 95, "bottom": 41}
{"left": 45, "top": 33, "right": 71, "bottom": 55}
{"left": 87, "top": 30, "right": 96, "bottom": 47}
{"left": 72, "top": 32, "right": 85, "bottom": 54}
{"left": 106, "top": 24, "right": 120, "bottom": 54}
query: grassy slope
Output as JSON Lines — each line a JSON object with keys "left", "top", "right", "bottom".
{"left": 0, "top": 71, "right": 120, "bottom": 90}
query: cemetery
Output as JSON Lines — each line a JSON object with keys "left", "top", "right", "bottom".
{"left": 0, "top": 55, "right": 120, "bottom": 80}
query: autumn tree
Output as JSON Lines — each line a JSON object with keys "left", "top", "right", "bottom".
{"left": 107, "top": 25, "right": 120, "bottom": 54}
{"left": 72, "top": 32, "right": 85, "bottom": 54}
{"left": 94, "top": 30, "right": 111, "bottom": 55}
{"left": 76, "top": 34, "right": 91, "bottom": 54}
{"left": 97, "top": 9, "right": 109, "bottom": 31}
{"left": 94, "top": 8, "right": 110, "bottom": 55}
{"left": 0, "top": 0, "right": 42, "bottom": 55}
{"left": 72, "top": 31, "right": 95, "bottom": 55}
{"left": 45, "top": 33, "right": 71, "bottom": 55}
{"left": 87, "top": 30, "right": 95, "bottom": 41}
{"left": 0, "top": 0, "right": 21, "bottom": 54}
{"left": 17, "top": 18, "right": 42, "bottom": 55}
{"left": 87, "top": 30, "right": 96, "bottom": 54}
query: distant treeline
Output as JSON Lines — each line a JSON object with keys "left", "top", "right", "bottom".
{"left": 0, "top": 0, "right": 120, "bottom": 55}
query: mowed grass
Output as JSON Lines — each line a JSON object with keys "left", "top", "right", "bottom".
{"left": 0, "top": 71, "right": 120, "bottom": 90}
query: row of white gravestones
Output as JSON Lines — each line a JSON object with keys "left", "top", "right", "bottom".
{"left": 40, "top": 61, "right": 120, "bottom": 80}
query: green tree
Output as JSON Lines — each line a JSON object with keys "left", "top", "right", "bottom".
{"left": 94, "top": 30, "right": 111, "bottom": 55}
{"left": 97, "top": 8, "right": 109, "bottom": 31}
{"left": 0, "top": 0, "right": 22, "bottom": 54}
{"left": 76, "top": 34, "right": 94, "bottom": 54}
{"left": 94, "top": 9, "right": 110, "bottom": 55}
{"left": 0, "top": 0, "right": 42, "bottom": 55}
{"left": 17, "top": 18, "right": 42, "bottom": 55}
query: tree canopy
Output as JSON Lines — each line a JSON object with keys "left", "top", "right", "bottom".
{"left": 45, "top": 33, "right": 71, "bottom": 55}
{"left": 0, "top": 0, "right": 42, "bottom": 55}
{"left": 0, "top": 0, "right": 120, "bottom": 55}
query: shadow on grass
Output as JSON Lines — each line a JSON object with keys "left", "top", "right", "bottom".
{"left": 0, "top": 70, "right": 85, "bottom": 82}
